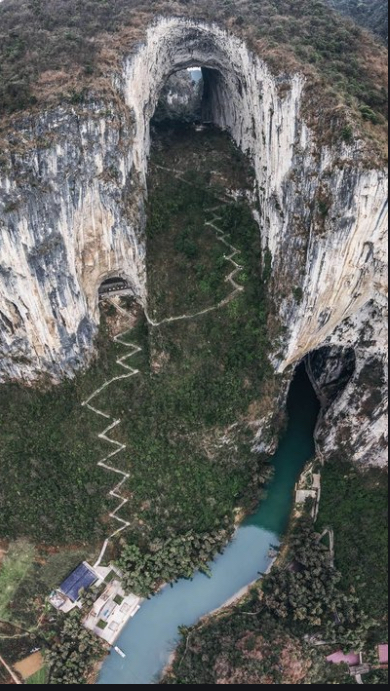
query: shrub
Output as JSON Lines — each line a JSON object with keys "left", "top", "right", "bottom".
{"left": 293, "top": 286, "right": 304, "bottom": 304}
{"left": 359, "top": 104, "right": 381, "bottom": 124}
{"left": 341, "top": 124, "right": 354, "bottom": 143}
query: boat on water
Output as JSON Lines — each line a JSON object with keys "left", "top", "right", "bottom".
{"left": 114, "top": 646, "right": 126, "bottom": 659}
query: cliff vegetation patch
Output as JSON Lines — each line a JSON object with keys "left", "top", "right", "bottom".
{"left": 0, "top": 0, "right": 387, "bottom": 155}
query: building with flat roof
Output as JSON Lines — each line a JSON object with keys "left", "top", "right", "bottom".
{"left": 83, "top": 577, "right": 141, "bottom": 645}
{"left": 60, "top": 562, "right": 98, "bottom": 602}
{"left": 49, "top": 561, "right": 101, "bottom": 613}
{"left": 49, "top": 562, "right": 142, "bottom": 644}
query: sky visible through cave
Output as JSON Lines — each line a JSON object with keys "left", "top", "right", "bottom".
{"left": 188, "top": 66, "right": 203, "bottom": 82}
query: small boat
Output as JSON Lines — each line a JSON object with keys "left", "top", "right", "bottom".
{"left": 114, "top": 646, "right": 126, "bottom": 659}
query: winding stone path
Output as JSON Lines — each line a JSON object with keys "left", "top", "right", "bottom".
{"left": 145, "top": 212, "right": 243, "bottom": 327}
{"left": 82, "top": 326, "right": 141, "bottom": 567}
{"left": 83, "top": 167, "right": 244, "bottom": 565}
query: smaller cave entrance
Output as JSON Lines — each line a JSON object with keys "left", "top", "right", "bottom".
{"left": 98, "top": 276, "right": 132, "bottom": 298}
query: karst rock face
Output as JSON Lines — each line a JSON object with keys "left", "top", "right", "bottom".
{"left": 0, "top": 18, "right": 387, "bottom": 464}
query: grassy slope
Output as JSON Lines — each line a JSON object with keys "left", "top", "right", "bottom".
{"left": 77, "top": 127, "right": 276, "bottom": 544}
{"left": 0, "top": 540, "right": 35, "bottom": 619}
{"left": 0, "top": 340, "right": 117, "bottom": 544}
{"left": 26, "top": 667, "right": 47, "bottom": 684}
{"left": 0, "top": 1, "right": 387, "bottom": 154}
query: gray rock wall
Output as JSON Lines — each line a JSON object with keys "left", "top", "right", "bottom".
{"left": 0, "top": 17, "right": 387, "bottom": 464}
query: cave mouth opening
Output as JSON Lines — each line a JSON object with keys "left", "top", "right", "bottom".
{"left": 152, "top": 64, "right": 230, "bottom": 130}
{"left": 280, "top": 347, "right": 356, "bottom": 477}
{"left": 98, "top": 276, "right": 132, "bottom": 298}
{"left": 304, "top": 345, "right": 357, "bottom": 410}
{"left": 284, "top": 346, "right": 357, "bottom": 449}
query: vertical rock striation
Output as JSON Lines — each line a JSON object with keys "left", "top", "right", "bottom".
{"left": 0, "top": 17, "right": 387, "bottom": 463}
{"left": 0, "top": 104, "right": 146, "bottom": 381}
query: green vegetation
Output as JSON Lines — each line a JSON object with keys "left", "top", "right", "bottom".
{"left": 341, "top": 124, "right": 355, "bottom": 143}
{"left": 26, "top": 668, "right": 47, "bottom": 684}
{"left": 162, "top": 612, "right": 312, "bottom": 684}
{"left": 0, "top": 338, "right": 118, "bottom": 544}
{"left": 326, "top": 0, "right": 388, "bottom": 43}
{"left": 146, "top": 171, "right": 232, "bottom": 320}
{"left": 262, "top": 519, "right": 369, "bottom": 648}
{"left": 365, "top": 670, "right": 389, "bottom": 684}
{"left": 317, "top": 456, "right": 388, "bottom": 633}
{"left": 46, "top": 610, "right": 103, "bottom": 684}
{"left": 0, "top": 1, "right": 387, "bottom": 155}
{"left": 0, "top": 540, "right": 35, "bottom": 620}
{"left": 104, "top": 570, "right": 116, "bottom": 584}
{"left": 293, "top": 286, "right": 304, "bottom": 304}
{"left": 118, "top": 528, "right": 231, "bottom": 597}
{"left": 162, "top": 609, "right": 358, "bottom": 684}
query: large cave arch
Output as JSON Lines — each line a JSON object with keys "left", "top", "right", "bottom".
{"left": 119, "top": 17, "right": 305, "bottom": 219}
{"left": 122, "top": 21, "right": 256, "bottom": 167}
{"left": 0, "top": 18, "right": 387, "bottom": 467}
{"left": 120, "top": 17, "right": 386, "bottom": 367}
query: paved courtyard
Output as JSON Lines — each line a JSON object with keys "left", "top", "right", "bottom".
{"left": 83, "top": 577, "right": 142, "bottom": 645}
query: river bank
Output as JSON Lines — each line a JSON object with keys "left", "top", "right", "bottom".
{"left": 160, "top": 453, "right": 321, "bottom": 681}
{"left": 96, "top": 364, "right": 321, "bottom": 684}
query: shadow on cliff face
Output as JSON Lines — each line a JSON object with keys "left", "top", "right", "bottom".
{"left": 304, "top": 346, "right": 356, "bottom": 409}
{"left": 152, "top": 65, "right": 234, "bottom": 128}
{"left": 152, "top": 68, "right": 204, "bottom": 126}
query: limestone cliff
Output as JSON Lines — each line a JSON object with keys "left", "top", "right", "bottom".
{"left": 0, "top": 103, "right": 146, "bottom": 380}
{"left": 0, "top": 17, "right": 387, "bottom": 464}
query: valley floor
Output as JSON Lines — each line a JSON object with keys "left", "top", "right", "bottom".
{"left": 0, "top": 125, "right": 387, "bottom": 685}
{"left": 0, "top": 125, "right": 279, "bottom": 681}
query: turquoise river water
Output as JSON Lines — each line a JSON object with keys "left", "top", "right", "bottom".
{"left": 97, "top": 364, "right": 320, "bottom": 685}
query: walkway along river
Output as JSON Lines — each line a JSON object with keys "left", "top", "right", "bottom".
{"left": 97, "top": 363, "right": 321, "bottom": 685}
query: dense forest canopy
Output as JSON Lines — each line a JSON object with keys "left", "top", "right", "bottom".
{"left": 326, "top": 0, "right": 388, "bottom": 43}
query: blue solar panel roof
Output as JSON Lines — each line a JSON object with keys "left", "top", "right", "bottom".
{"left": 60, "top": 562, "right": 97, "bottom": 602}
